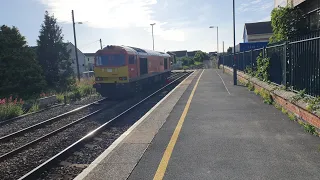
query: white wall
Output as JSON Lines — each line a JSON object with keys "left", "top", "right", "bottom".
{"left": 248, "top": 33, "right": 273, "bottom": 42}
{"left": 66, "top": 43, "right": 86, "bottom": 76}
{"left": 84, "top": 55, "right": 95, "bottom": 71}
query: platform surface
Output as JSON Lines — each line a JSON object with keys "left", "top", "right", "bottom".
{"left": 128, "top": 69, "right": 320, "bottom": 180}
{"left": 76, "top": 69, "right": 320, "bottom": 180}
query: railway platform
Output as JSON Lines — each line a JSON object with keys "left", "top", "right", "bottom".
{"left": 74, "top": 69, "right": 320, "bottom": 180}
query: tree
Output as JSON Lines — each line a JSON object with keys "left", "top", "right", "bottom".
{"left": 0, "top": 25, "right": 46, "bottom": 98}
{"left": 194, "top": 51, "right": 208, "bottom": 62}
{"left": 37, "top": 11, "right": 74, "bottom": 91}
{"left": 227, "top": 47, "right": 233, "bottom": 54}
{"left": 270, "top": 5, "right": 307, "bottom": 43}
{"left": 178, "top": 57, "right": 193, "bottom": 66}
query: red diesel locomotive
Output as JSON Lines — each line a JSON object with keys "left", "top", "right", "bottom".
{"left": 93, "top": 45, "right": 172, "bottom": 98}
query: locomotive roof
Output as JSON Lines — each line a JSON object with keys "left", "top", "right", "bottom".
{"left": 102, "top": 45, "right": 171, "bottom": 58}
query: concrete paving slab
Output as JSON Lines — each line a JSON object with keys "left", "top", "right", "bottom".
{"left": 129, "top": 69, "right": 320, "bottom": 180}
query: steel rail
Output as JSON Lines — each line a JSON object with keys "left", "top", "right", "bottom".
{"left": 18, "top": 71, "right": 193, "bottom": 180}
{"left": 0, "top": 101, "right": 117, "bottom": 161}
{"left": 0, "top": 103, "right": 64, "bottom": 126}
{"left": 0, "top": 98, "right": 107, "bottom": 141}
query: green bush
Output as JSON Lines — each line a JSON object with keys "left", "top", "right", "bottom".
{"left": 255, "top": 53, "right": 270, "bottom": 82}
{"left": 0, "top": 97, "right": 24, "bottom": 120}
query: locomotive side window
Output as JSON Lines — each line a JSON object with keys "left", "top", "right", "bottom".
{"left": 129, "top": 55, "right": 135, "bottom": 64}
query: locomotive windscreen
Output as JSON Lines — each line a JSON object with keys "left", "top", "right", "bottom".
{"left": 96, "top": 54, "right": 125, "bottom": 66}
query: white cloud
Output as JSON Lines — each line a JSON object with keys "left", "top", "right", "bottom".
{"left": 38, "top": 0, "right": 185, "bottom": 41}
{"left": 238, "top": 0, "right": 273, "bottom": 12}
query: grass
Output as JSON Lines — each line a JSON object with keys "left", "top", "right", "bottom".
{"left": 288, "top": 113, "right": 296, "bottom": 121}
{"left": 302, "top": 123, "right": 317, "bottom": 135}
{"left": 247, "top": 82, "right": 254, "bottom": 91}
{"left": 259, "top": 89, "right": 273, "bottom": 105}
{"left": 27, "top": 103, "right": 39, "bottom": 113}
{"left": 0, "top": 97, "right": 24, "bottom": 121}
{"left": 281, "top": 107, "right": 288, "bottom": 114}
{"left": 57, "top": 77, "right": 96, "bottom": 103}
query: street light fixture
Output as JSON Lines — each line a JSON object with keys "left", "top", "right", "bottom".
{"left": 209, "top": 26, "right": 219, "bottom": 53}
{"left": 150, "top": 23, "right": 156, "bottom": 50}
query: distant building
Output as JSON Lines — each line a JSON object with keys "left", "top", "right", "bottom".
{"left": 243, "top": 21, "right": 273, "bottom": 43}
{"left": 84, "top": 53, "right": 95, "bottom": 71}
{"left": 28, "top": 42, "right": 86, "bottom": 76}
{"left": 168, "top": 50, "right": 188, "bottom": 58}
{"left": 208, "top": 52, "right": 217, "bottom": 56}
{"left": 65, "top": 42, "right": 86, "bottom": 76}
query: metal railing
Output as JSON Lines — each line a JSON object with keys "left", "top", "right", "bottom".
{"left": 219, "top": 36, "right": 320, "bottom": 97}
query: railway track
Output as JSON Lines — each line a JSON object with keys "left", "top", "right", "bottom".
{"left": 0, "top": 98, "right": 114, "bottom": 159}
{"left": 0, "top": 71, "right": 193, "bottom": 180}
{"left": 0, "top": 95, "right": 103, "bottom": 136}
{"left": 16, "top": 71, "right": 192, "bottom": 180}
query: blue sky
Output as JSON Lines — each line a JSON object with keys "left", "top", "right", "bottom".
{"left": 1, "top": 0, "right": 274, "bottom": 53}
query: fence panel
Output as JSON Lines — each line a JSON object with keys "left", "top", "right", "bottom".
{"left": 266, "top": 45, "right": 285, "bottom": 85}
{"left": 289, "top": 37, "right": 320, "bottom": 96}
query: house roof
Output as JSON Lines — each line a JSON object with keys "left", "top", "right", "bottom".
{"left": 84, "top": 53, "right": 95, "bottom": 57}
{"left": 168, "top": 50, "right": 187, "bottom": 57}
{"left": 244, "top": 21, "right": 272, "bottom": 35}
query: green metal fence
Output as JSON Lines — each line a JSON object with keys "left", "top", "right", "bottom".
{"left": 220, "top": 36, "right": 320, "bottom": 97}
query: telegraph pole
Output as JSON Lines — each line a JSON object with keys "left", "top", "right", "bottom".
{"left": 72, "top": 10, "right": 81, "bottom": 81}
{"left": 233, "top": 0, "right": 237, "bottom": 85}
{"left": 99, "top": 39, "right": 103, "bottom": 49}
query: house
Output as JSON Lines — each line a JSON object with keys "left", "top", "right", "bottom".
{"left": 274, "top": 0, "right": 320, "bottom": 31}
{"left": 168, "top": 50, "right": 188, "bottom": 58}
{"left": 28, "top": 43, "right": 86, "bottom": 76}
{"left": 243, "top": 21, "right": 273, "bottom": 43}
{"left": 65, "top": 42, "right": 86, "bottom": 76}
{"left": 83, "top": 53, "right": 95, "bottom": 71}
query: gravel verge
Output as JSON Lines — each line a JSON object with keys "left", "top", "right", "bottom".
{"left": 0, "top": 94, "right": 103, "bottom": 137}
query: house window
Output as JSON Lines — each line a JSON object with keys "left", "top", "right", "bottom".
{"left": 129, "top": 55, "right": 135, "bottom": 64}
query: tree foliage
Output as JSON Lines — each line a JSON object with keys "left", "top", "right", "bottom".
{"left": 178, "top": 57, "right": 194, "bottom": 66}
{"left": 227, "top": 47, "right": 233, "bottom": 54}
{"left": 37, "top": 11, "right": 74, "bottom": 92}
{"left": 0, "top": 25, "right": 46, "bottom": 98}
{"left": 194, "top": 51, "right": 209, "bottom": 62}
{"left": 270, "top": 5, "right": 307, "bottom": 43}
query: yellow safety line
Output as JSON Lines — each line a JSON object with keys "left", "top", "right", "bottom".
{"left": 153, "top": 69, "right": 205, "bottom": 180}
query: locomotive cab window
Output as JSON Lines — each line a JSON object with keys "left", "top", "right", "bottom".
{"left": 129, "top": 55, "right": 135, "bottom": 64}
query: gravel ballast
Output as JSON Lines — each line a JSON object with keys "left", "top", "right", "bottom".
{"left": 35, "top": 73, "right": 189, "bottom": 180}
{"left": 0, "top": 73, "right": 189, "bottom": 180}
{"left": 0, "top": 95, "right": 103, "bottom": 137}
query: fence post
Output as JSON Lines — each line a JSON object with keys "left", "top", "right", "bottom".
{"left": 250, "top": 50, "right": 253, "bottom": 70}
{"left": 262, "top": 48, "right": 266, "bottom": 58}
{"left": 283, "top": 42, "right": 287, "bottom": 87}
